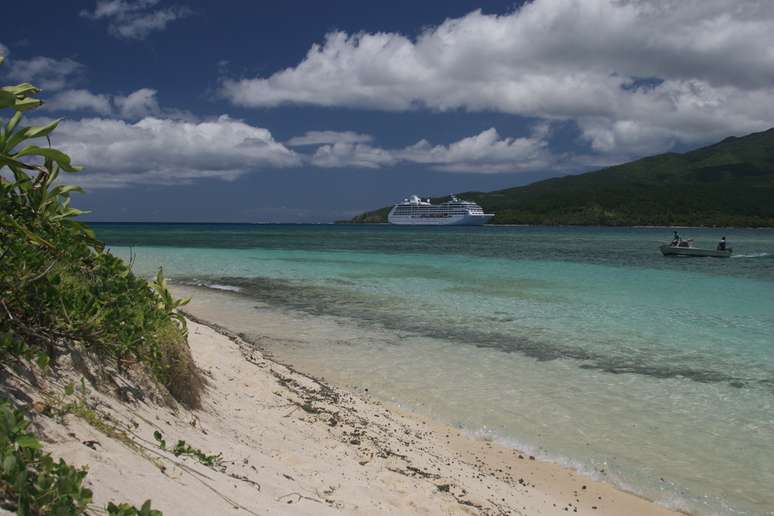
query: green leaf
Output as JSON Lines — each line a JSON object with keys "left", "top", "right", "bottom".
{"left": 2, "top": 455, "right": 16, "bottom": 475}
{"left": 5, "top": 110, "right": 22, "bottom": 135}
{"left": 24, "top": 119, "right": 61, "bottom": 140}
{"left": 2, "top": 83, "right": 41, "bottom": 96}
{"left": 152, "top": 430, "right": 166, "bottom": 450}
{"left": 65, "top": 383, "right": 75, "bottom": 396}
{"left": 3, "top": 127, "right": 31, "bottom": 153}
{"left": 35, "top": 352, "right": 50, "bottom": 369}
{"left": 0, "top": 154, "right": 39, "bottom": 171}
{"left": 16, "top": 434, "right": 42, "bottom": 449}
{"left": 14, "top": 145, "right": 81, "bottom": 172}
{"left": 140, "top": 500, "right": 155, "bottom": 515}
{"left": 51, "top": 207, "right": 85, "bottom": 221}
{"left": 9, "top": 218, "right": 57, "bottom": 249}
{"left": 0, "top": 90, "right": 16, "bottom": 109}
{"left": 12, "top": 97, "right": 44, "bottom": 112}
{"left": 51, "top": 184, "right": 84, "bottom": 197}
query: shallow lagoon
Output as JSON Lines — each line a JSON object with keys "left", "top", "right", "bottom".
{"left": 98, "top": 224, "right": 774, "bottom": 515}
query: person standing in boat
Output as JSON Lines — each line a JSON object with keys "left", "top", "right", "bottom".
{"left": 671, "top": 230, "right": 681, "bottom": 246}
{"left": 717, "top": 236, "right": 728, "bottom": 251}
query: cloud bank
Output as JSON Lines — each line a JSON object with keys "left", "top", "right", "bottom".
{"left": 47, "top": 115, "right": 300, "bottom": 187}
{"left": 310, "top": 125, "right": 559, "bottom": 173}
{"left": 220, "top": 0, "right": 774, "bottom": 155}
{"left": 37, "top": 116, "right": 560, "bottom": 188}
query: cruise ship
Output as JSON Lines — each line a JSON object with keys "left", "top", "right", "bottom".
{"left": 387, "top": 195, "right": 494, "bottom": 226}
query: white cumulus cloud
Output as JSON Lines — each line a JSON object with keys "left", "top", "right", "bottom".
{"left": 310, "top": 124, "right": 559, "bottom": 173}
{"left": 397, "top": 125, "right": 555, "bottom": 173}
{"left": 220, "top": 0, "right": 774, "bottom": 155}
{"left": 34, "top": 114, "right": 561, "bottom": 185}
{"left": 80, "top": 0, "right": 192, "bottom": 40}
{"left": 5, "top": 56, "right": 84, "bottom": 91}
{"left": 44, "top": 89, "right": 113, "bottom": 115}
{"left": 286, "top": 130, "right": 374, "bottom": 147}
{"left": 312, "top": 142, "right": 397, "bottom": 169}
{"left": 114, "top": 88, "right": 161, "bottom": 118}
{"left": 42, "top": 87, "right": 196, "bottom": 122}
{"left": 45, "top": 115, "right": 301, "bottom": 187}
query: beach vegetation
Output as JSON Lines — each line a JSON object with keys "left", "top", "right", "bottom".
{"left": 153, "top": 430, "right": 224, "bottom": 470}
{"left": 0, "top": 60, "right": 203, "bottom": 408}
{"left": 46, "top": 380, "right": 141, "bottom": 457}
{"left": 107, "top": 500, "right": 162, "bottom": 516}
{"left": 0, "top": 400, "right": 160, "bottom": 514}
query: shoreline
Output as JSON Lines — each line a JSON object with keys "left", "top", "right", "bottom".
{"left": 175, "top": 282, "right": 727, "bottom": 516}
{"left": 185, "top": 311, "right": 686, "bottom": 515}
{"left": 20, "top": 309, "right": 685, "bottom": 515}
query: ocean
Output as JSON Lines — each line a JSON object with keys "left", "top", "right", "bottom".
{"left": 95, "top": 223, "right": 774, "bottom": 515}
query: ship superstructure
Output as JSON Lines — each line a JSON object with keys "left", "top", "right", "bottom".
{"left": 387, "top": 195, "right": 494, "bottom": 225}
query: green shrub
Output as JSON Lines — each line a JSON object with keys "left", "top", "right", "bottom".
{"left": 107, "top": 500, "right": 162, "bottom": 516}
{"left": 0, "top": 400, "right": 161, "bottom": 515}
{"left": 0, "top": 399, "right": 93, "bottom": 514}
{"left": 0, "top": 58, "right": 202, "bottom": 408}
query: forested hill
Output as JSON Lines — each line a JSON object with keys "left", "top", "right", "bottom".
{"left": 348, "top": 128, "right": 774, "bottom": 226}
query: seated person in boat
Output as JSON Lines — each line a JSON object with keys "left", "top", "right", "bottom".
{"left": 717, "top": 236, "right": 728, "bottom": 251}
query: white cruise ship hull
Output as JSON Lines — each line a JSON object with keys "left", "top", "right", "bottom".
{"left": 388, "top": 213, "right": 494, "bottom": 226}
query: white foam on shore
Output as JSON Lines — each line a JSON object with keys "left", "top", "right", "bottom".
{"left": 205, "top": 283, "right": 242, "bottom": 292}
{"left": 461, "top": 425, "right": 698, "bottom": 516}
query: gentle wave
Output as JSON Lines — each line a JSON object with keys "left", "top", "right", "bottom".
{"left": 203, "top": 283, "right": 242, "bottom": 292}
{"left": 458, "top": 423, "right": 696, "bottom": 514}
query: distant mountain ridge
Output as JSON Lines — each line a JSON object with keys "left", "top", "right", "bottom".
{"left": 348, "top": 128, "right": 774, "bottom": 227}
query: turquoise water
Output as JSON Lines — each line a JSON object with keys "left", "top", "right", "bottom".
{"left": 96, "top": 224, "right": 774, "bottom": 515}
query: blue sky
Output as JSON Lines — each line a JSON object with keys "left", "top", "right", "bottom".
{"left": 2, "top": 0, "right": 773, "bottom": 222}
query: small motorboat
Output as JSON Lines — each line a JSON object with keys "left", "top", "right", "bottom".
{"left": 660, "top": 239, "right": 733, "bottom": 257}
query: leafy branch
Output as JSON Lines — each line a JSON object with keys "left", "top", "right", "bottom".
{"left": 152, "top": 430, "right": 224, "bottom": 471}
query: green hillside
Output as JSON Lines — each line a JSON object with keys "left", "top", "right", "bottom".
{"left": 349, "top": 128, "right": 774, "bottom": 226}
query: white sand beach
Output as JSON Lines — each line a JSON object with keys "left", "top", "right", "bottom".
{"left": 4, "top": 313, "right": 682, "bottom": 516}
